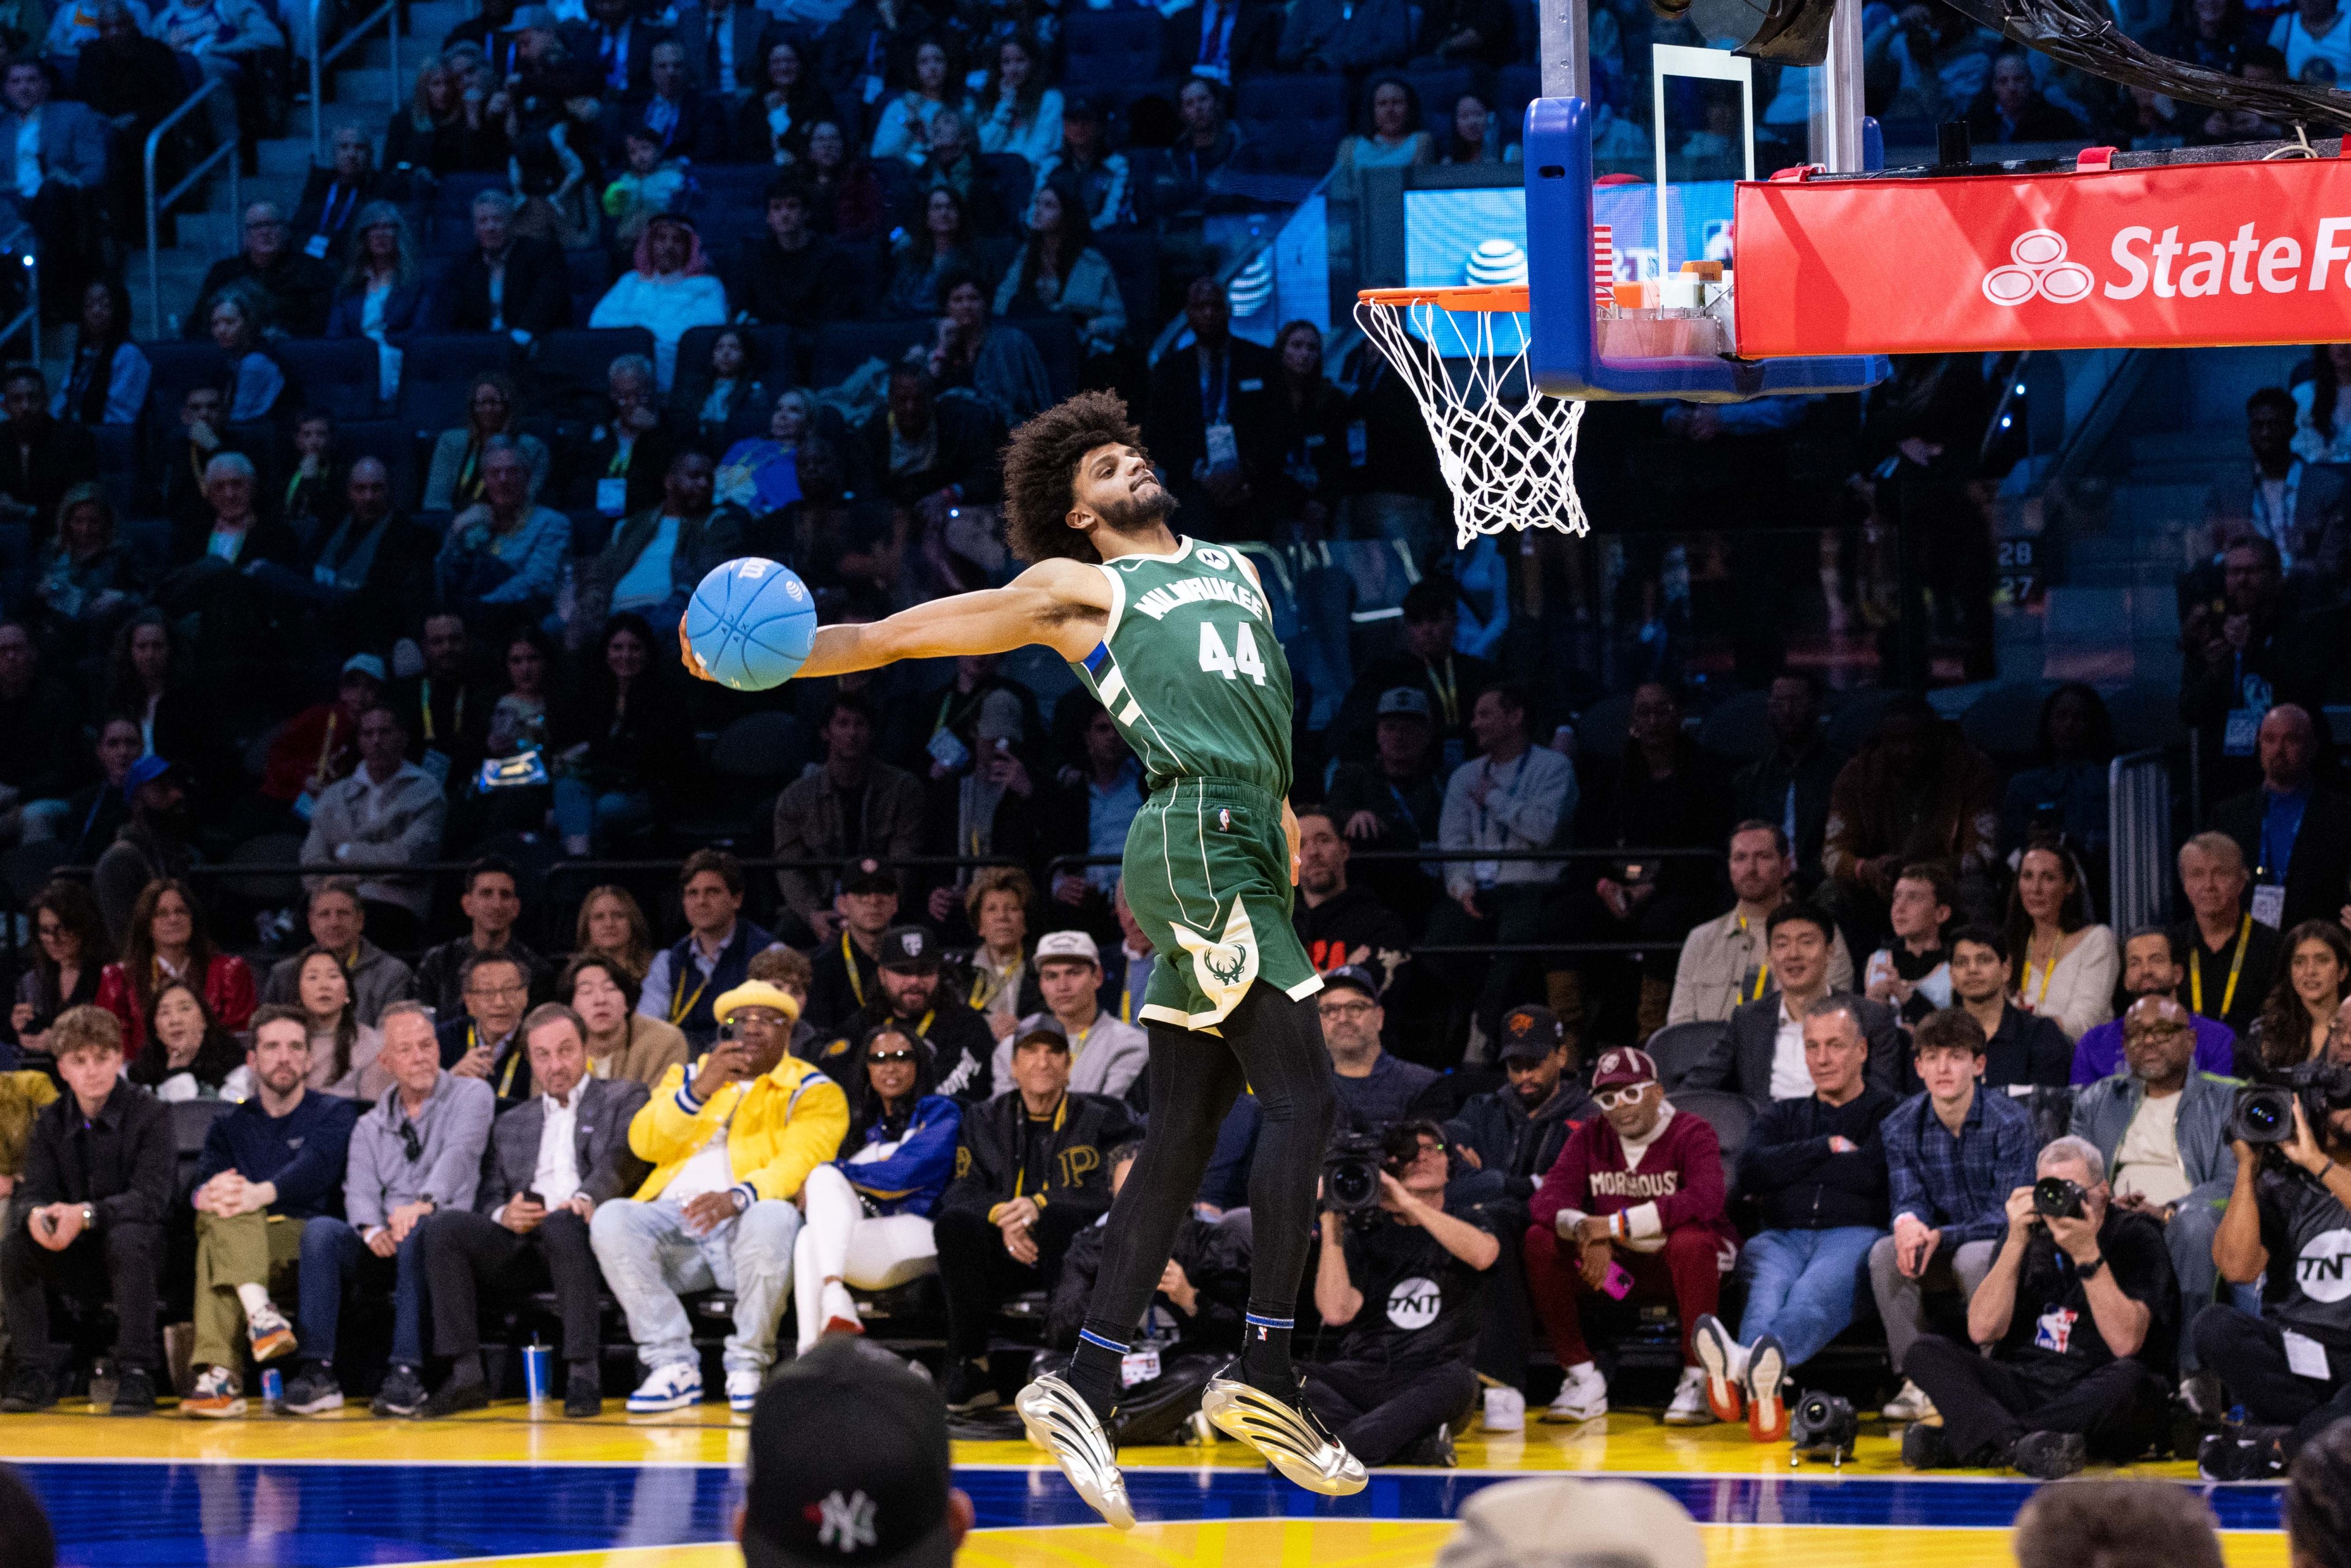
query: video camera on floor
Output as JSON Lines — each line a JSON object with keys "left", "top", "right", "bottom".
{"left": 2229, "top": 1060, "right": 2351, "bottom": 1150}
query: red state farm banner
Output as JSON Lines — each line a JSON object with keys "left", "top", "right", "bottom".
{"left": 1732, "top": 155, "right": 2351, "bottom": 358}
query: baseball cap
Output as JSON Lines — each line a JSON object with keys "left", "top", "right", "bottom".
{"left": 1497, "top": 1005, "right": 1565, "bottom": 1062}
{"left": 1035, "top": 929, "right": 1101, "bottom": 967}
{"left": 714, "top": 980, "right": 802, "bottom": 1024}
{"left": 841, "top": 858, "right": 899, "bottom": 896}
{"left": 741, "top": 1337, "right": 959, "bottom": 1568}
{"left": 1376, "top": 687, "right": 1433, "bottom": 720}
{"left": 1435, "top": 1477, "right": 1703, "bottom": 1568}
{"left": 124, "top": 754, "right": 179, "bottom": 793}
{"left": 1012, "top": 1013, "right": 1072, "bottom": 1052}
{"left": 1590, "top": 1046, "right": 1659, "bottom": 1091}
{"left": 879, "top": 925, "right": 939, "bottom": 973}
{"left": 340, "top": 652, "right": 388, "bottom": 684}
{"left": 1322, "top": 964, "right": 1380, "bottom": 1002}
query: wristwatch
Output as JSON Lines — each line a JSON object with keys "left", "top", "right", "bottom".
{"left": 2076, "top": 1252, "right": 2107, "bottom": 1280}
{"left": 80, "top": 1202, "right": 96, "bottom": 1231}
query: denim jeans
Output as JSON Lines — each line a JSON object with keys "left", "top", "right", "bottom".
{"left": 552, "top": 779, "right": 653, "bottom": 847}
{"left": 298, "top": 1216, "right": 426, "bottom": 1367}
{"left": 590, "top": 1195, "right": 801, "bottom": 1374}
{"left": 1734, "top": 1225, "right": 1883, "bottom": 1369}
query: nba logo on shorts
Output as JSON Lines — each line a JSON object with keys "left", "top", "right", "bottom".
{"left": 1219, "top": 808, "right": 1232, "bottom": 831}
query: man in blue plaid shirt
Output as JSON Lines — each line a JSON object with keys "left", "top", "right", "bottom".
{"left": 1867, "top": 1007, "right": 2038, "bottom": 1422}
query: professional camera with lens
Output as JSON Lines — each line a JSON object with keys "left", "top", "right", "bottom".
{"left": 2229, "top": 1061, "right": 2351, "bottom": 1147}
{"left": 2033, "top": 1176, "right": 2087, "bottom": 1220}
{"left": 1322, "top": 1130, "right": 1389, "bottom": 1217}
{"left": 1787, "top": 1390, "right": 1858, "bottom": 1469}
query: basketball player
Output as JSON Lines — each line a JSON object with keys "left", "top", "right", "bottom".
{"left": 681, "top": 391, "right": 1358, "bottom": 1525}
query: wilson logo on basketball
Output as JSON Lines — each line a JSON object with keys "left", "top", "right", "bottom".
{"left": 1982, "top": 230, "right": 2095, "bottom": 307}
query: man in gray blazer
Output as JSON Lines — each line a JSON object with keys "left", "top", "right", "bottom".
{"left": 0, "top": 59, "right": 109, "bottom": 301}
{"left": 1681, "top": 903, "right": 1903, "bottom": 1101}
{"left": 413, "top": 1002, "right": 649, "bottom": 1419}
{"left": 2069, "top": 994, "right": 2242, "bottom": 1382}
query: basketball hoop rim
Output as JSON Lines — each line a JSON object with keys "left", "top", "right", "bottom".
{"left": 1357, "top": 285, "right": 1532, "bottom": 312}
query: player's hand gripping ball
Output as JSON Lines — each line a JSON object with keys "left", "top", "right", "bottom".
{"left": 681, "top": 558, "right": 817, "bottom": 690}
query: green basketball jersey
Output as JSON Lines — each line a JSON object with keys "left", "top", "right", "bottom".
{"left": 1066, "top": 538, "right": 1321, "bottom": 1030}
{"left": 1067, "top": 538, "right": 1294, "bottom": 799}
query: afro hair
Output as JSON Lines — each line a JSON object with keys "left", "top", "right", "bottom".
{"left": 999, "top": 389, "right": 1149, "bottom": 565}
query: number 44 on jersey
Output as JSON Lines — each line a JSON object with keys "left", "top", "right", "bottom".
{"left": 1198, "top": 621, "right": 1269, "bottom": 685}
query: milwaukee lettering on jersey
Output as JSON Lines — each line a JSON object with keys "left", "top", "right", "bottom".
{"left": 1584, "top": 1169, "right": 1682, "bottom": 1201}
{"left": 1130, "top": 575, "right": 1268, "bottom": 624}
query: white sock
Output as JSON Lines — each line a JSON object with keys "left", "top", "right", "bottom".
{"left": 236, "top": 1283, "right": 272, "bottom": 1318}
{"left": 823, "top": 1281, "right": 858, "bottom": 1320}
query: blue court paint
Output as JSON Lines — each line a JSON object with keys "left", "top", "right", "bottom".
{"left": 13, "top": 1460, "right": 2288, "bottom": 1566}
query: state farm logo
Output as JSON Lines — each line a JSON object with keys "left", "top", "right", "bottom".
{"left": 1983, "top": 230, "right": 2096, "bottom": 307}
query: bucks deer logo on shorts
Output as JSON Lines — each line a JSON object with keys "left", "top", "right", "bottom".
{"left": 1169, "top": 898, "right": 1261, "bottom": 1018}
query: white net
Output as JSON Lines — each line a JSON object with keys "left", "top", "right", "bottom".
{"left": 1354, "top": 293, "right": 1589, "bottom": 549}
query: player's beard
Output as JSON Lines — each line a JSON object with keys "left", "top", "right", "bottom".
{"left": 1094, "top": 476, "right": 1177, "bottom": 538}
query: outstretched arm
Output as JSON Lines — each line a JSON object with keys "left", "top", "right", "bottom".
{"left": 683, "top": 558, "right": 1112, "bottom": 681}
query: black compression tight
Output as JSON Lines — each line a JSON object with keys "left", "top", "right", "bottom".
{"left": 1071, "top": 980, "right": 1335, "bottom": 1408}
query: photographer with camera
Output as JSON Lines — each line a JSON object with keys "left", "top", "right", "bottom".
{"left": 1524, "top": 1047, "right": 1740, "bottom": 1425}
{"left": 1898, "top": 1135, "right": 2178, "bottom": 1479}
{"left": 2191, "top": 1063, "right": 2351, "bottom": 1478}
{"left": 2068, "top": 996, "right": 2243, "bottom": 1387}
{"left": 1309, "top": 1120, "right": 1498, "bottom": 1467}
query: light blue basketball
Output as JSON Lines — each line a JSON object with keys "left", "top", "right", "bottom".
{"left": 684, "top": 558, "right": 818, "bottom": 691}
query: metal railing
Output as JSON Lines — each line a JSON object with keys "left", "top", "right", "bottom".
{"left": 144, "top": 78, "right": 240, "bottom": 337}
{"left": 2107, "top": 747, "right": 2173, "bottom": 932}
{"left": 310, "top": 0, "right": 402, "bottom": 165}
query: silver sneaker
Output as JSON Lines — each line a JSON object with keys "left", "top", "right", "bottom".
{"left": 1013, "top": 1373, "right": 1135, "bottom": 1531}
{"left": 1201, "top": 1368, "right": 1368, "bottom": 1496}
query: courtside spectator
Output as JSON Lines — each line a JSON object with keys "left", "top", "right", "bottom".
{"left": 988, "top": 931, "right": 1144, "bottom": 1101}
{"left": 0, "top": 1007, "right": 169, "bottom": 1414}
{"left": 593, "top": 981, "right": 847, "bottom": 1413}
{"left": 1943, "top": 924, "right": 2075, "bottom": 1090}
{"left": 2285, "top": 1422, "right": 2351, "bottom": 1568}
{"left": 184, "top": 1008, "right": 358, "bottom": 1417}
{"left": 440, "top": 950, "right": 536, "bottom": 1101}
{"left": 286, "top": 1003, "right": 491, "bottom": 1417}
{"left": 1322, "top": 690, "right": 1446, "bottom": 906}
{"left": 576, "top": 885, "right": 658, "bottom": 985}
{"left": 2068, "top": 996, "right": 2239, "bottom": 1384}
{"left": 2071, "top": 929, "right": 2238, "bottom": 1082}
{"left": 1308, "top": 1119, "right": 1498, "bottom": 1466}
{"left": 774, "top": 697, "right": 926, "bottom": 939}
{"left": 959, "top": 867, "right": 1043, "bottom": 1041}
{"left": 639, "top": 849, "right": 778, "bottom": 1051}
{"left": 1900, "top": 1135, "right": 2177, "bottom": 1479}
{"left": 1821, "top": 695, "right": 2001, "bottom": 943}
{"left": 298, "top": 705, "right": 444, "bottom": 948}
{"left": 563, "top": 955, "right": 689, "bottom": 1087}
{"left": 932, "top": 1018, "right": 1134, "bottom": 1411}
{"left": 836, "top": 926, "right": 994, "bottom": 1099}
{"left": 1446, "top": 1005, "right": 1591, "bottom": 1201}
{"left": 414, "top": 858, "right": 552, "bottom": 1016}
{"left": 257, "top": 654, "right": 381, "bottom": 814}
{"left": 2172, "top": 831, "right": 2279, "bottom": 1038}
{"left": 1731, "top": 673, "right": 1845, "bottom": 876}
{"left": 54, "top": 720, "right": 143, "bottom": 868}
{"left": 1870, "top": 1007, "right": 2037, "bottom": 1423}
{"left": 96, "top": 879, "right": 257, "bottom": 1052}
{"left": 1293, "top": 806, "right": 1411, "bottom": 976}
{"left": 806, "top": 858, "right": 902, "bottom": 1032}
{"left": 1525, "top": 1046, "right": 1738, "bottom": 1426}
{"left": 574, "top": 451, "right": 747, "bottom": 637}
{"left": 414, "top": 1003, "right": 648, "bottom": 1419}
{"left": 261, "top": 879, "right": 416, "bottom": 1028}
{"left": 435, "top": 189, "right": 571, "bottom": 342}
{"left": 1669, "top": 821, "right": 1855, "bottom": 1026}
{"left": 792, "top": 1021, "right": 961, "bottom": 1353}
{"left": 126, "top": 978, "right": 242, "bottom": 1099}
{"left": 436, "top": 443, "right": 572, "bottom": 630}
{"left": 590, "top": 215, "right": 729, "bottom": 391}
{"left": 2213, "top": 703, "right": 2351, "bottom": 931}
{"left": 2249, "top": 918, "right": 2351, "bottom": 1070}
{"left": 91, "top": 755, "right": 192, "bottom": 947}
{"left": 2006, "top": 831, "right": 2119, "bottom": 1041}
{"left": 1862, "top": 863, "right": 1955, "bottom": 1024}
{"left": 10, "top": 881, "right": 104, "bottom": 1063}
{"left": 1685, "top": 902, "right": 1899, "bottom": 1100}
{"left": 2012, "top": 1480, "right": 2225, "bottom": 1568}
{"left": 1693, "top": 996, "right": 1897, "bottom": 1441}
{"left": 192, "top": 202, "right": 332, "bottom": 339}
{"left": 386, "top": 612, "right": 490, "bottom": 786}
{"left": 1337, "top": 573, "right": 1498, "bottom": 775}
{"left": 1322, "top": 965, "right": 1438, "bottom": 1129}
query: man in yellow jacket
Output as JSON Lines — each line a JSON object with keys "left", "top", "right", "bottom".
{"left": 590, "top": 980, "right": 849, "bottom": 1414}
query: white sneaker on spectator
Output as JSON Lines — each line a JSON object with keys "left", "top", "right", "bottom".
{"left": 625, "top": 1362, "right": 703, "bottom": 1414}
{"left": 1663, "top": 1367, "right": 1714, "bottom": 1425}
{"left": 1690, "top": 1314, "right": 1747, "bottom": 1423}
{"left": 1544, "top": 1362, "right": 1608, "bottom": 1423}
{"left": 1482, "top": 1386, "right": 1526, "bottom": 1432}
{"left": 726, "top": 1370, "right": 763, "bottom": 1413}
{"left": 1881, "top": 1379, "right": 1937, "bottom": 1422}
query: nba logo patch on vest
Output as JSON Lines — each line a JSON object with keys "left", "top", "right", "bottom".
{"left": 1170, "top": 898, "right": 1261, "bottom": 1018}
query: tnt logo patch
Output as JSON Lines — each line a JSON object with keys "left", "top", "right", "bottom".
{"left": 1387, "top": 1277, "right": 1442, "bottom": 1331}
{"left": 2298, "top": 1229, "right": 2351, "bottom": 1303}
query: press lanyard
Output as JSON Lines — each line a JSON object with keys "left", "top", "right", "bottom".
{"left": 315, "top": 182, "right": 351, "bottom": 238}
{"left": 471, "top": 1024, "right": 525, "bottom": 1098}
{"left": 1738, "top": 915, "right": 1769, "bottom": 1002}
{"left": 1198, "top": 348, "right": 1228, "bottom": 424}
{"left": 2021, "top": 939, "right": 2060, "bottom": 1011}
{"left": 1012, "top": 1096, "right": 1067, "bottom": 1198}
{"left": 313, "top": 711, "right": 340, "bottom": 782}
{"left": 2191, "top": 915, "right": 2252, "bottom": 1019}
{"left": 669, "top": 951, "right": 715, "bottom": 1026}
{"left": 970, "top": 956, "right": 1020, "bottom": 1010}
{"left": 844, "top": 932, "right": 867, "bottom": 1009}
{"left": 1426, "top": 656, "right": 1460, "bottom": 727}
{"left": 421, "top": 681, "right": 462, "bottom": 745}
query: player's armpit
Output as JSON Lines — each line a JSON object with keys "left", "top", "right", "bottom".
{"left": 798, "top": 558, "right": 1112, "bottom": 673}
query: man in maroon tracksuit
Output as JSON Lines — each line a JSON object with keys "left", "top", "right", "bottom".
{"left": 1525, "top": 1046, "right": 1739, "bottom": 1425}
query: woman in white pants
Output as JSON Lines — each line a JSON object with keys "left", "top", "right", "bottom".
{"left": 795, "top": 1022, "right": 965, "bottom": 1351}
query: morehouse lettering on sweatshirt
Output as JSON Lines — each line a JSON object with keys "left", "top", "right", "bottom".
{"left": 1527, "top": 1102, "right": 1741, "bottom": 1262}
